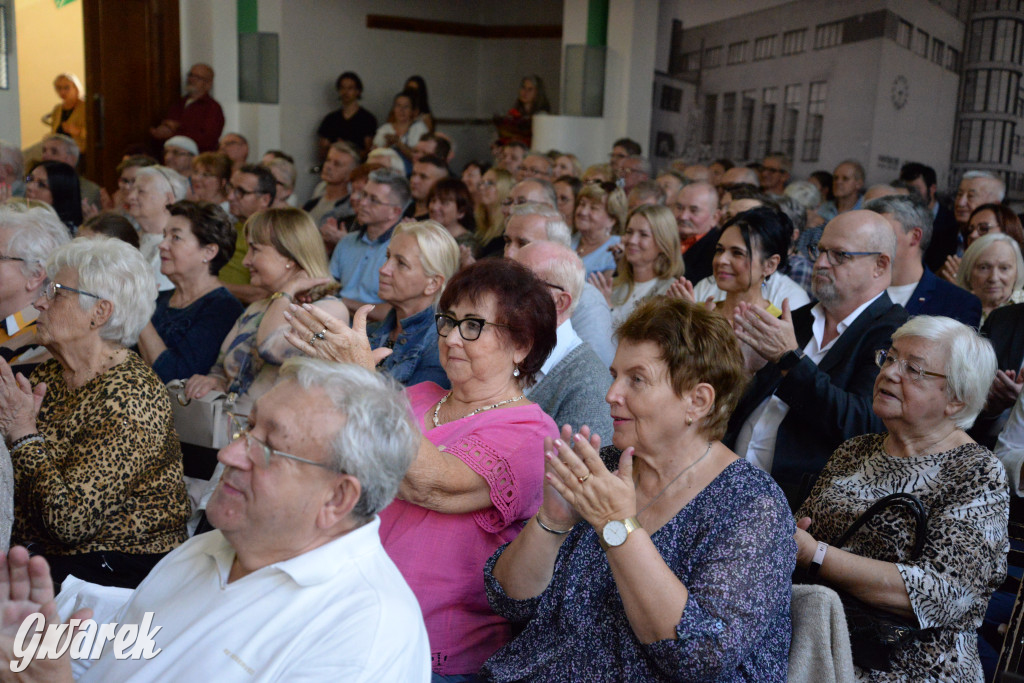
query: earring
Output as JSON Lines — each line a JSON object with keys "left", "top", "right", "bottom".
{"left": 685, "top": 417, "right": 693, "bottom": 426}
{"left": 202, "top": 258, "right": 209, "bottom": 264}
{"left": 513, "top": 365, "right": 521, "bottom": 378}
{"left": 285, "top": 263, "right": 292, "bottom": 269}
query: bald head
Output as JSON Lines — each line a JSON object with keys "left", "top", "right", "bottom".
{"left": 862, "top": 184, "right": 910, "bottom": 203}
{"left": 812, "top": 210, "right": 894, "bottom": 314}
{"left": 721, "top": 166, "right": 760, "bottom": 187}
{"left": 504, "top": 179, "right": 557, "bottom": 218}
{"left": 514, "top": 241, "right": 585, "bottom": 322}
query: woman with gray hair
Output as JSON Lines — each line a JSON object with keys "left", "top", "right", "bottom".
{"left": 368, "top": 221, "right": 459, "bottom": 388}
{"left": 0, "top": 206, "right": 71, "bottom": 372}
{"left": 0, "top": 237, "right": 190, "bottom": 589}
{"left": 795, "top": 315, "right": 1008, "bottom": 679}
{"left": 956, "top": 232, "right": 1024, "bottom": 323}
{"left": 127, "top": 165, "right": 189, "bottom": 292}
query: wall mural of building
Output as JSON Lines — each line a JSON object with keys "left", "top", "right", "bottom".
{"left": 652, "top": 0, "right": 1023, "bottom": 202}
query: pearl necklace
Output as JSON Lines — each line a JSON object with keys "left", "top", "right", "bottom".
{"left": 432, "top": 391, "right": 524, "bottom": 427}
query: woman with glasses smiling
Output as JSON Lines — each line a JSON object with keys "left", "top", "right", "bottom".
{"left": 794, "top": 316, "right": 1008, "bottom": 679}
{"left": 286, "top": 258, "right": 557, "bottom": 680}
{"left": 0, "top": 237, "right": 190, "bottom": 589}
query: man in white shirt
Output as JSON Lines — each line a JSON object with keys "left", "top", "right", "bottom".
{"left": 0, "top": 358, "right": 431, "bottom": 681}
{"left": 724, "top": 211, "right": 908, "bottom": 509}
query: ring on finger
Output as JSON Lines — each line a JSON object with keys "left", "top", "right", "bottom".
{"left": 313, "top": 328, "right": 327, "bottom": 341}
{"left": 577, "top": 472, "right": 591, "bottom": 484}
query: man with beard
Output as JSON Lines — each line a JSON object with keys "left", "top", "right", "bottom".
{"left": 723, "top": 210, "right": 908, "bottom": 510}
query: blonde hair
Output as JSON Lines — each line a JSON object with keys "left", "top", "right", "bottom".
{"left": 577, "top": 182, "right": 629, "bottom": 235}
{"left": 393, "top": 221, "right": 459, "bottom": 304}
{"left": 245, "top": 208, "right": 333, "bottom": 281}
{"left": 612, "top": 204, "right": 684, "bottom": 304}
{"left": 475, "top": 167, "right": 514, "bottom": 246}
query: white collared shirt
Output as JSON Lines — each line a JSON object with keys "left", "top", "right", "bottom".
{"left": 529, "top": 319, "right": 583, "bottom": 387}
{"left": 735, "top": 292, "right": 884, "bottom": 473}
{"left": 77, "top": 519, "right": 431, "bottom": 682}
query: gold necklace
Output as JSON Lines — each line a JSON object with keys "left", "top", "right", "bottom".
{"left": 432, "top": 391, "right": 524, "bottom": 427}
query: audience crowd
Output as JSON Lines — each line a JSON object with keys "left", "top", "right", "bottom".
{"left": 0, "top": 63, "right": 1023, "bottom": 681}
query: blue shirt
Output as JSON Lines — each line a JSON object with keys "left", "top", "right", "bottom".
{"left": 329, "top": 224, "right": 395, "bottom": 304}
{"left": 367, "top": 306, "right": 450, "bottom": 389}
{"left": 571, "top": 234, "right": 621, "bottom": 277}
{"left": 149, "top": 287, "right": 244, "bottom": 382}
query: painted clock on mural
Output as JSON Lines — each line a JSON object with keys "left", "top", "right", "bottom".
{"left": 891, "top": 75, "right": 909, "bottom": 110}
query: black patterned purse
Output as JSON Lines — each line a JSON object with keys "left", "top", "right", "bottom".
{"left": 830, "top": 492, "right": 935, "bottom": 672}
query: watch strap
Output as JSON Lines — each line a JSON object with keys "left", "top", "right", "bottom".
{"left": 598, "top": 517, "right": 641, "bottom": 550}
{"left": 777, "top": 349, "right": 804, "bottom": 371}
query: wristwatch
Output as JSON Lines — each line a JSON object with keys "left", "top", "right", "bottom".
{"left": 777, "top": 349, "right": 804, "bottom": 371}
{"left": 599, "top": 517, "right": 641, "bottom": 550}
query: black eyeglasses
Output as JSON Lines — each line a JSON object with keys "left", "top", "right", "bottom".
{"left": 543, "top": 281, "right": 565, "bottom": 292}
{"left": 227, "top": 184, "right": 263, "bottom": 198}
{"left": 45, "top": 282, "right": 101, "bottom": 301}
{"left": 807, "top": 244, "right": 881, "bottom": 267}
{"left": 435, "top": 314, "right": 511, "bottom": 341}
{"left": 0, "top": 255, "right": 25, "bottom": 263}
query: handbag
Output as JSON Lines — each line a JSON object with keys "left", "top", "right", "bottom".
{"left": 829, "top": 492, "right": 934, "bottom": 672}
{"left": 166, "top": 379, "right": 252, "bottom": 449}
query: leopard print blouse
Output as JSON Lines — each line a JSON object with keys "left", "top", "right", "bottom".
{"left": 11, "top": 352, "right": 190, "bottom": 557}
{"left": 798, "top": 433, "right": 1009, "bottom": 682}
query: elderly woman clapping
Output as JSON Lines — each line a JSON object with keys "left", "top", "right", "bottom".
{"left": 0, "top": 237, "right": 190, "bottom": 589}
{"left": 480, "top": 298, "right": 796, "bottom": 680}
{"left": 286, "top": 259, "right": 558, "bottom": 678}
{"left": 795, "top": 316, "right": 1008, "bottom": 679}
{"left": 956, "top": 232, "right": 1024, "bottom": 323}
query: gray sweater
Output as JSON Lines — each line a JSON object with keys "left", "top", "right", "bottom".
{"left": 527, "top": 342, "right": 613, "bottom": 445}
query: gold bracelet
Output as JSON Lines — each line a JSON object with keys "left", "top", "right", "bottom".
{"left": 269, "top": 291, "right": 293, "bottom": 304}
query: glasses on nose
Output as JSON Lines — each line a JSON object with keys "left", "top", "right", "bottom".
{"left": 226, "top": 413, "right": 337, "bottom": 469}
{"left": 364, "top": 195, "right": 396, "bottom": 207}
{"left": 972, "top": 223, "right": 999, "bottom": 235}
{"left": 435, "top": 314, "right": 511, "bottom": 341}
{"left": 807, "top": 244, "right": 882, "bottom": 267}
{"left": 227, "top": 184, "right": 261, "bottom": 198}
{"left": 874, "top": 350, "right": 947, "bottom": 382}
{"left": 0, "top": 254, "right": 25, "bottom": 263}
{"left": 44, "top": 282, "right": 101, "bottom": 301}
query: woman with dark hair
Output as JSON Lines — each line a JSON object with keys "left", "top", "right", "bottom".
{"left": 495, "top": 75, "right": 551, "bottom": 148}
{"left": 78, "top": 211, "right": 141, "bottom": 249}
{"left": 24, "top": 161, "right": 82, "bottom": 231}
{"left": 428, "top": 177, "right": 477, "bottom": 247}
{"left": 708, "top": 206, "right": 791, "bottom": 320}
{"left": 480, "top": 298, "right": 795, "bottom": 681}
{"left": 137, "top": 200, "right": 243, "bottom": 382}
{"left": 286, "top": 258, "right": 559, "bottom": 680}
{"left": 461, "top": 160, "right": 489, "bottom": 204}
{"left": 404, "top": 75, "right": 435, "bottom": 132}
{"left": 553, "top": 175, "right": 582, "bottom": 229}
{"left": 317, "top": 71, "right": 378, "bottom": 159}
{"left": 941, "top": 203, "right": 1024, "bottom": 284}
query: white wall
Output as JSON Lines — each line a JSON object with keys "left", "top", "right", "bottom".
{"left": 180, "top": 0, "right": 563, "bottom": 200}
{"left": 0, "top": 1, "right": 21, "bottom": 146}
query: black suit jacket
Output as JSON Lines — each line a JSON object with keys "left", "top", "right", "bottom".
{"left": 923, "top": 203, "right": 959, "bottom": 273}
{"left": 904, "top": 267, "right": 982, "bottom": 328}
{"left": 683, "top": 227, "right": 720, "bottom": 284}
{"left": 724, "top": 294, "right": 908, "bottom": 510}
{"left": 972, "top": 303, "right": 1024, "bottom": 447}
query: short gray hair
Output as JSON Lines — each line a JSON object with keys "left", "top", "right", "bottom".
{"left": 44, "top": 133, "right": 79, "bottom": 164}
{"left": 513, "top": 178, "right": 558, "bottom": 208}
{"left": 957, "top": 232, "right": 1024, "bottom": 293}
{"left": 135, "top": 166, "right": 189, "bottom": 202}
{"left": 279, "top": 357, "right": 419, "bottom": 519}
{"left": 46, "top": 237, "right": 157, "bottom": 346}
{"left": 509, "top": 202, "right": 571, "bottom": 247}
{"left": 524, "top": 242, "right": 586, "bottom": 315}
{"left": 962, "top": 170, "right": 1007, "bottom": 202}
{"left": 0, "top": 206, "right": 71, "bottom": 283}
{"left": 891, "top": 316, "right": 997, "bottom": 429}
{"left": 783, "top": 180, "right": 821, "bottom": 211}
{"left": 865, "top": 194, "right": 933, "bottom": 252}
{"left": 368, "top": 168, "right": 411, "bottom": 213}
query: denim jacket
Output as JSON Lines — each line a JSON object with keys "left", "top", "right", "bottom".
{"left": 368, "top": 306, "right": 450, "bottom": 389}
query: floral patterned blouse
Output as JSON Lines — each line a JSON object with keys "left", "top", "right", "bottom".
{"left": 797, "top": 433, "right": 1009, "bottom": 682}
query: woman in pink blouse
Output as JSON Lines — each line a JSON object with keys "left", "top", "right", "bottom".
{"left": 286, "top": 259, "right": 558, "bottom": 680}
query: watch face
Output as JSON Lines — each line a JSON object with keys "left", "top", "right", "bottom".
{"left": 603, "top": 520, "right": 628, "bottom": 547}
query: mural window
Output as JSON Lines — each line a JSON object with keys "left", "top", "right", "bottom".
{"left": 738, "top": 91, "right": 756, "bottom": 161}
{"left": 727, "top": 41, "right": 747, "bottom": 65}
{"left": 802, "top": 81, "right": 827, "bottom": 162}
{"left": 720, "top": 93, "right": 736, "bottom": 158}
{"left": 781, "top": 29, "right": 806, "bottom": 56}
{"left": 758, "top": 87, "right": 778, "bottom": 159}
{"left": 754, "top": 35, "right": 777, "bottom": 60}
{"left": 781, "top": 84, "right": 802, "bottom": 159}
{"left": 702, "top": 94, "right": 717, "bottom": 146}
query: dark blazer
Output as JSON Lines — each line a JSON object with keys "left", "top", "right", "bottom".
{"left": 724, "top": 293, "right": 908, "bottom": 510}
{"left": 972, "top": 303, "right": 1024, "bottom": 447}
{"left": 904, "top": 267, "right": 982, "bottom": 328}
{"left": 683, "top": 227, "right": 721, "bottom": 284}
{"left": 923, "top": 203, "right": 959, "bottom": 273}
